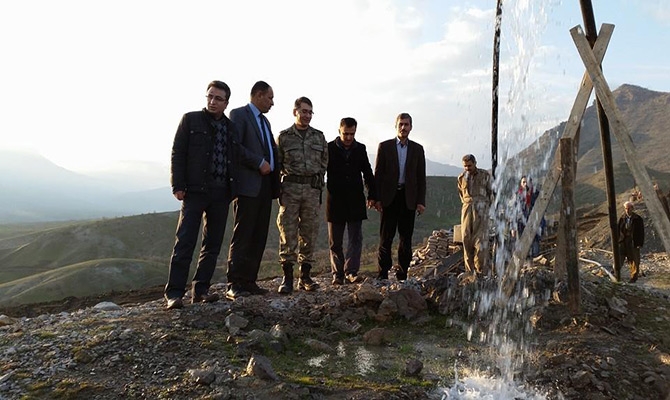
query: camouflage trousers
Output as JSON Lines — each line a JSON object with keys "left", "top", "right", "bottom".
{"left": 277, "top": 181, "right": 322, "bottom": 265}
{"left": 461, "top": 200, "right": 490, "bottom": 275}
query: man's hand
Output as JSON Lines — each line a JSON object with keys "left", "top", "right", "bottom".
{"left": 374, "top": 201, "right": 382, "bottom": 212}
{"left": 259, "top": 160, "right": 271, "bottom": 175}
{"left": 416, "top": 204, "right": 426, "bottom": 215}
{"left": 366, "top": 200, "right": 376, "bottom": 209}
{"left": 173, "top": 190, "right": 185, "bottom": 201}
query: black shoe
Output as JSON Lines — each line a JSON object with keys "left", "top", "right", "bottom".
{"left": 377, "top": 271, "right": 389, "bottom": 280}
{"left": 192, "top": 292, "right": 220, "bottom": 304}
{"left": 396, "top": 273, "right": 408, "bottom": 281}
{"left": 244, "top": 282, "right": 269, "bottom": 295}
{"left": 332, "top": 276, "right": 344, "bottom": 285}
{"left": 166, "top": 297, "right": 184, "bottom": 310}
{"left": 345, "top": 274, "right": 363, "bottom": 283}
{"left": 629, "top": 276, "right": 638, "bottom": 283}
{"left": 298, "top": 276, "right": 320, "bottom": 291}
{"left": 226, "top": 284, "right": 250, "bottom": 300}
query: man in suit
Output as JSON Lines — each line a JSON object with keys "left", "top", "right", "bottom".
{"left": 618, "top": 201, "right": 644, "bottom": 283}
{"left": 374, "top": 113, "right": 426, "bottom": 281}
{"left": 164, "top": 80, "right": 237, "bottom": 310}
{"left": 226, "top": 81, "right": 280, "bottom": 300}
{"left": 326, "top": 117, "right": 376, "bottom": 285}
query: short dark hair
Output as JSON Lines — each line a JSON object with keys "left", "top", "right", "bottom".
{"left": 462, "top": 154, "right": 476, "bottom": 163}
{"left": 395, "top": 112, "right": 412, "bottom": 126}
{"left": 207, "top": 80, "right": 231, "bottom": 101}
{"left": 340, "top": 117, "right": 357, "bottom": 128}
{"left": 250, "top": 81, "right": 271, "bottom": 97}
{"left": 294, "top": 96, "right": 313, "bottom": 110}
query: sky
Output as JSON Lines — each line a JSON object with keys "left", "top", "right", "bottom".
{"left": 1, "top": 0, "right": 669, "bottom": 174}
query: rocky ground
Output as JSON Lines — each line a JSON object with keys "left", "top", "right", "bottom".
{"left": 0, "top": 245, "right": 669, "bottom": 399}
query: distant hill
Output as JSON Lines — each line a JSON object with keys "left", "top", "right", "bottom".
{"left": 0, "top": 176, "right": 461, "bottom": 306}
{"left": 0, "top": 150, "right": 180, "bottom": 223}
{"left": 506, "top": 84, "right": 670, "bottom": 207}
{"left": 0, "top": 149, "right": 459, "bottom": 223}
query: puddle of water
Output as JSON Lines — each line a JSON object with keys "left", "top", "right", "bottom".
{"left": 436, "top": 374, "right": 549, "bottom": 399}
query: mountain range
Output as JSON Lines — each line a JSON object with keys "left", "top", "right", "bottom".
{"left": 0, "top": 149, "right": 462, "bottom": 223}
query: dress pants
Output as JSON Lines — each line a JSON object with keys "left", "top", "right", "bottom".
{"left": 378, "top": 187, "right": 415, "bottom": 277}
{"left": 328, "top": 220, "right": 363, "bottom": 278}
{"left": 165, "top": 187, "right": 231, "bottom": 299}
{"left": 227, "top": 175, "right": 272, "bottom": 285}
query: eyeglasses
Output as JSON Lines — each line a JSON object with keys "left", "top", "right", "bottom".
{"left": 297, "top": 109, "right": 314, "bottom": 115}
{"left": 206, "top": 94, "right": 228, "bottom": 102}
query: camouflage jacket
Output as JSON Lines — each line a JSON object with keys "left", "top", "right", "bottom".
{"left": 277, "top": 125, "right": 328, "bottom": 183}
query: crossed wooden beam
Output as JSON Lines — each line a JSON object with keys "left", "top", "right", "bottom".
{"left": 502, "top": 23, "right": 670, "bottom": 296}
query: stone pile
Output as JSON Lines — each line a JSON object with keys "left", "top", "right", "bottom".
{"left": 411, "top": 229, "right": 459, "bottom": 265}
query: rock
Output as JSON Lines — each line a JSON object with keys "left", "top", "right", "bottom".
{"left": 304, "top": 338, "right": 335, "bottom": 353}
{"left": 571, "top": 370, "right": 593, "bottom": 388}
{"left": 269, "top": 324, "right": 289, "bottom": 343}
{"left": 376, "top": 297, "right": 398, "bottom": 322}
{"left": 188, "top": 368, "right": 216, "bottom": 385}
{"left": 225, "top": 313, "right": 249, "bottom": 335}
{"left": 606, "top": 296, "right": 628, "bottom": 319}
{"left": 354, "top": 284, "right": 384, "bottom": 303}
{"left": 0, "top": 315, "right": 17, "bottom": 326}
{"left": 363, "top": 327, "right": 388, "bottom": 346}
{"left": 93, "top": 302, "right": 122, "bottom": 311}
{"left": 404, "top": 359, "right": 423, "bottom": 376}
{"left": 246, "top": 355, "right": 278, "bottom": 381}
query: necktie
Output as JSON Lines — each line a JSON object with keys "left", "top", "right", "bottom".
{"left": 259, "top": 114, "right": 274, "bottom": 170}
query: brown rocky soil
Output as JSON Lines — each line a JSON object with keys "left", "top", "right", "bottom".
{"left": 1, "top": 223, "right": 669, "bottom": 399}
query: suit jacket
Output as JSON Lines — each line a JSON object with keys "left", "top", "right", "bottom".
{"left": 374, "top": 138, "right": 426, "bottom": 210}
{"left": 326, "top": 138, "right": 376, "bottom": 223}
{"left": 229, "top": 104, "right": 280, "bottom": 198}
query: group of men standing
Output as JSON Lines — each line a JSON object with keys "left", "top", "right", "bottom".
{"left": 163, "top": 80, "right": 428, "bottom": 310}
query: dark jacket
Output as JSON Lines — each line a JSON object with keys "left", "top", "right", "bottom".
{"left": 618, "top": 211, "right": 644, "bottom": 248}
{"left": 326, "top": 138, "right": 376, "bottom": 223}
{"left": 229, "top": 105, "right": 280, "bottom": 199}
{"left": 374, "top": 138, "right": 426, "bottom": 209}
{"left": 170, "top": 109, "right": 238, "bottom": 195}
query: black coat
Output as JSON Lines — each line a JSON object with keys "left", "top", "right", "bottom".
{"left": 326, "top": 139, "right": 376, "bottom": 223}
{"left": 170, "top": 109, "right": 238, "bottom": 195}
{"left": 618, "top": 211, "right": 644, "bottom": 248}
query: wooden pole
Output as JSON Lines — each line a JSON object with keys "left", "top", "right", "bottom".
{"left": 560, "top": 138, "right": 580, "bottom": 314}
{"left": 501, "top": 25, "right": 614, "bottom": 296}
{"left": 491, "top": 0, "right": 503, "bottom": 178}
{"left": 571, "top": 26, "right": 670, "bottom": 256}
{"left": 578, "top": 0, "right": 623, "bottom": 281}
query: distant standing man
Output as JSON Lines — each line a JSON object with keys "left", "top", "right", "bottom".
{"left": 165, "top": 80, "right": 237, "bottom": 310}
{"left": 457, "top": 154, "right": 493, "bottom": 277}
{"left": 226, "top": 81, "right": 280, "bottom": 300}
{"left": 618, "top": 201, "right": 644, "bottom": 283}
{"left": 374, "top": 113, "right": 426, "bottom": 281}
{"left": 326, "top": 117, "right": 376, "bottom": 285}
{"left": 276, "top": 97, "right": 328, "bottom": 294}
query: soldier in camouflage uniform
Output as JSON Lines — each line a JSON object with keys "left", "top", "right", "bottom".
{"left": 276, "top": 97, "right": 328, "bottom": 294}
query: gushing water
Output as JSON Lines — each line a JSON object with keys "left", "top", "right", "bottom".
{"left": 440, "top": 0, "right": 563, "bottom": 398}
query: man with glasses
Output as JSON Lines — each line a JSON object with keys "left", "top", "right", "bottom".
{"left": 276, "top": 97, "right": 328, "bottom": 294}
{"left": 164, "top": 80, "right": 237, "bottom": 310}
